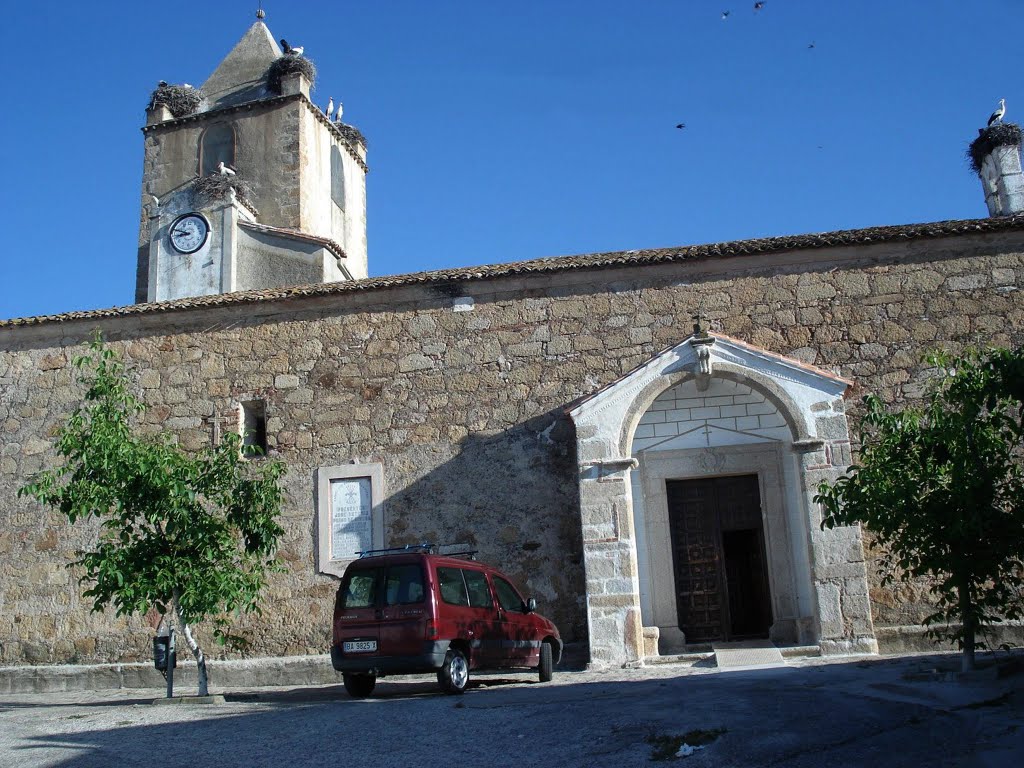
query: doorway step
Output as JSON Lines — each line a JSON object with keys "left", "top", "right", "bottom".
{"left": 643, "top": 642, "right": 820, "bottom": 668}
{"left": 712, "top": 640, "right": 784, "bottom": 670}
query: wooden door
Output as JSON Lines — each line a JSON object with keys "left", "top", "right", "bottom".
{"left": 666, "top": 475, "right": 772, "bottom": 643}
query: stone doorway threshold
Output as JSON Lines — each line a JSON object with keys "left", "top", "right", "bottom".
{"left": 712, "top": 640, "right": 785, "bottom": 671}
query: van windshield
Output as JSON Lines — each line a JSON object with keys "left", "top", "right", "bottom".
{"left": 340, "top": 568, "right": 378, "bottom": 609}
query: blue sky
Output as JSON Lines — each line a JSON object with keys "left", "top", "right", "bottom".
{"left": 2, "top": 0, "right": 1021, "bottom": 320}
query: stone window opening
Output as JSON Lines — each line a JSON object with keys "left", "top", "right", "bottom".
{"left": 199, "top": 122, "right": 236, "bottom": 177}
{"left": 330, "top": 145, "right": 345, "bottom": 210}
{"left": 240, "top": 400, "right": 268, "bottom": 458}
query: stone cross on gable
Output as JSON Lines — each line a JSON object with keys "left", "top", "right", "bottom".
{"left": 203, "top": 408, "right": 235, "bottom": 445}
{"left": 692, "top": 308, "right": 710, "bottom": 339}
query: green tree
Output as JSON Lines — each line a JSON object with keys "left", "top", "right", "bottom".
{"left": 816, "top": 347, "right": 1024, "bottom": 671}
{"left": 19, "top": 335, "right": 286, "bottom": 695}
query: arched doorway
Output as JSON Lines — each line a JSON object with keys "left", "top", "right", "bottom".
{"left": 628, "top": 376, "right": 806, "bottom": 651}
{"left": 568, "top": 333, "right": 878, "bottom": 667}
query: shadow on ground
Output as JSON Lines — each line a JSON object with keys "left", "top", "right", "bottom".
{"left": 2, "top": 653, "right": 1022, "bottom": 768}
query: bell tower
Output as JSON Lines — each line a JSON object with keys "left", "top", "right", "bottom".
{"left": 136, "top": 15, "right": 368, "bottom": 303}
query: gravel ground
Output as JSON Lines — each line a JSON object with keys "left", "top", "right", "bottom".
{"left": 1, "top": 652, "right": 1021, "bottom": 768}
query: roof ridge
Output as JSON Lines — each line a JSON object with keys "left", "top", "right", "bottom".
{"left": 4, "top": 214, "right": 1024, "bottom": 328}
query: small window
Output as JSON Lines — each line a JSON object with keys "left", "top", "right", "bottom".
{"left": 340, "top": 568, "right": 378, "bottom": 609}
{"left": 240, "top": 400, "right": 267, "bottom": 457}
{"left": 200, "top": 122, "right": 236, "bottom": 177}
{"left": 330, "top": 145, "right": 345, "bottom": 209}
{"left": 384, "top": 564, "right": 424, "bottom": 606}
{"left": 437, "top": 567, "right": 469, "bottom": 606}
{"left": 464, "top": 569, "right": 493, "bottom": 609}
{"left": 493, "top": 576, "right": 525, "bottom": 613}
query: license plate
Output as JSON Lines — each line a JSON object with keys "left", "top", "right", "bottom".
{"left": 343, "top": 640, "right": 377, "bottom": 653}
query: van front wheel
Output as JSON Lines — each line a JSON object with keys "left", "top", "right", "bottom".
{"left": 438, "top": 649, "right": 469, "bottom": 695}
{"left": 538, "top": 641, "right": 553, "bottom": 683}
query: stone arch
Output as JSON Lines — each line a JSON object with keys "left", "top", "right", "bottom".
{"left": 616, "top": 366, "right": 811, "bottom": 459}
{"left": 568, "top": 334, "right": 878, "bottom": 667}
{"left": 199, "top": 122, "right": 236, "bottom": 177}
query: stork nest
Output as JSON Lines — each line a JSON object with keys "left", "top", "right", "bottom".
{"left": 191, "top": 173, "right": 256, "bottom": 211}
{"left": 149, "top": 84, "right": 204, "bottom": 117}
{"left": 336, "top": 123, "right": 367, "bottom": 149}
{"left": 968, "top": 122, "right": 1022, "bottom": 175}
{"left": 267, "top": 55, "right": 317, "bottom": 94}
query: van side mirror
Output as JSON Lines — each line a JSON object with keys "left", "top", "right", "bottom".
{"left": 525, "top": 597, "right": 537, "bottom": 613}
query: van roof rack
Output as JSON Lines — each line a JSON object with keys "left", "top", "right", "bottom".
{"left": 354, "top": 542, "right": 479, "bottom": 560}
{"left": 356, "top": 543, "right": 433, "bottom": 558}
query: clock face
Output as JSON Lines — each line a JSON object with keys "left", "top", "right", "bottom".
{"left": 169, "top": 213, "right": 210, "bottom": 254}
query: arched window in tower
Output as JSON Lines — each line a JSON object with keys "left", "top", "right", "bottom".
{"left": 330, "top": 145, "right": 345, "bottom": 210}
{"left": 199, "top": 122, "right": 236, "bottom": 177}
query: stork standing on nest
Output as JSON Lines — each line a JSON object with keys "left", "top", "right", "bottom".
{"left": 217, "top": 162, "right": 236, "bottom": 176}
{"left": 280, "top": 38, "right": 304, "bottom": 56}
{"left": 988, "top": 98, "right": 1007, "bottom": 126}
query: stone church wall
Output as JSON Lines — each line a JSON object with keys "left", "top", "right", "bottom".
{"left": 3, "top": 230, "right": 1024, "bottom": 666}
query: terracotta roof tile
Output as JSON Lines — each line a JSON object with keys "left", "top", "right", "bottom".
{"left": 3, "top": 214, "right": 1024, "bottom": 329}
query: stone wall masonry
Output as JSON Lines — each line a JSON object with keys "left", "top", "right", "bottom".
{"left": 3, "top": 232, "right": 1024, "bottom": 666}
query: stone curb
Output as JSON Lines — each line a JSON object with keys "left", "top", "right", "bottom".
{"left": 0, "top": 654, "right": 340, "bottom": 695}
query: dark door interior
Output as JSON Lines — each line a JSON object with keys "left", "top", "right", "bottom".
{"left": 666, "top": 475, "right": 772, "bottom": 643}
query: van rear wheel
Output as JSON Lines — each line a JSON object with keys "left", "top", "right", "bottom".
{"left": 538, "top": 641, "right": 554, "bottom": 683}
{"left": 438, "top": 649, "right": 469, "bottom": 695}
{"left": 343, "top": 672, "right": 376, "bottom": 698}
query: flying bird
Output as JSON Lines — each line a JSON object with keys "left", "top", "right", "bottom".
{"left": 675, "top": 123, "right": 686, "bottom": 129}
{"left": 280, "top": 38, "right": 304, "bottom": 56}
{"left": 217, "top": 162, "right": 236, "bottom": 176}
{"left": 721, "top": 10, "right": 730, "bottom": 19}
{"left": 988, "top": 98, "right": 1006, "bottom": 126}
{"left": 326, "top": 97, "right": 334, "bottom": 117}
{"left": 808, "top": 42, "right": 815, "bottom": 49}
{"left": 754, "top": 1, "right": 765, "bottom": 10}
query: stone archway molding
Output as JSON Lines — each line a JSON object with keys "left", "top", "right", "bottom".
{"left": 568, "top": 333, "right": 878, "bottom": 668}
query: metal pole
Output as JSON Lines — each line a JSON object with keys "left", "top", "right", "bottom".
{"left": 166, "top": 627, "right": 175, "bottom": 699}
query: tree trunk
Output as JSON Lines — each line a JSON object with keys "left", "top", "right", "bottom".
{"left": 173, "top": 590, "right": 209, "bottom": 696}
{"left": 959, "top": 579, "right": 976, "bottom": 673}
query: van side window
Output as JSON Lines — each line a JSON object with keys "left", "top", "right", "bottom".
{"left": 493, "top": 576, "right": 525, "bottom": 613}
{"left": 437, "top": 567, "right": 469, "bottom": 606}
{"left": 384, "top": 564, "right": 424, "bottom": 605}
{"left": 340, "top": 569, "right": 377, "bottom": 609}
{"left": 463, "top": 569, "right": 493, "bottom": 609}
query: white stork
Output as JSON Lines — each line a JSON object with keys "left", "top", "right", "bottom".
{"left": 326, "top": 97, "right": 334, "bottom": 118}
{"left": 988, "top": 99, "right": 1006, "bottom": 127}
{"left": 217, "top": 162, "right": 236, "bottom": 177}
{"left": 335, "top": 102, "right": 344, "bottom": 122}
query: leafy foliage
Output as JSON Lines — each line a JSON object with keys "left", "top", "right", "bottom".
{"left": 19, "top": 335, "right": 286, "bottom": 647}
{"left": 816, "top": 347, "right": 1024, "bottom": 669}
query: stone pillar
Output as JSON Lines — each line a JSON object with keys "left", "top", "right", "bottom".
{"left": 973, "top": 125, "right": 1024, "bottom": 216}
{"left": 576, "top": 446, "right": 645, "bottom": 668}
{"left": 281, "top": 71, "right": 310, "bottom": 98}
{"left": 796, "top": 402, "right": 878, "bottom": 656}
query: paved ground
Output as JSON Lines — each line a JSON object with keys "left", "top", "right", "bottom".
{"left": 1, "top": 652, "right": 1021, "bottom": 767}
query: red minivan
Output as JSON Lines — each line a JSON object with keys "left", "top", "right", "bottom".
{"left": 330, "top": 545, "right": 562, "bottom": 696}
